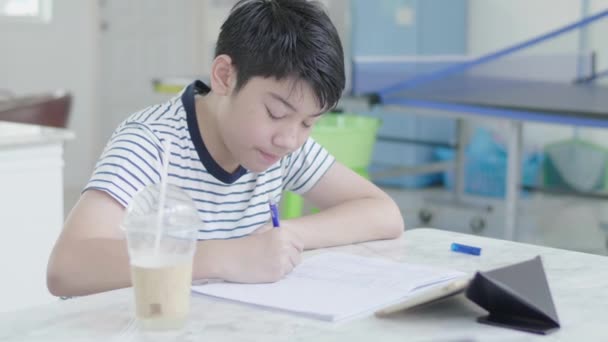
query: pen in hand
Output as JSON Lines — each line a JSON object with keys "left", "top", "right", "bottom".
{"left": 268, "top": 195, "right": 280, "bottom": 228}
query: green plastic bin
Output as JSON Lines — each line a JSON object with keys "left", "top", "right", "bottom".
{"left": 282, "top": 113, "right": 381, "bottom": 219}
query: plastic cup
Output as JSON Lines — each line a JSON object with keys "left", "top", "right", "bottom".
{"left": 121, "top": 183, "right": 201, "bottom": 330}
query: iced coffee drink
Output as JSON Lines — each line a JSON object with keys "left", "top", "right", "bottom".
{"left": 122, "top": 184, "right": 200, "bottom": 330}
{"left": 131, "top": 255, "right": 194, "bottom": 329}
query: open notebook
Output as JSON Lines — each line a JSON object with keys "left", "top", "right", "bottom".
{"left": 191, "top": 252, "right": 465, "bottom": 321}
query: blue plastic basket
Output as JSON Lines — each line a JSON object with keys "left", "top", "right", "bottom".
{"left": 435, "top": 129, "right": 543, "bottom": 198}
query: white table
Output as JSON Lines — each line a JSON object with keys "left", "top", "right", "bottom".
{"left": 2, "top": 228, "right": 607, "bottom": 341}
{"left": 0, "top": 121, "right": 74, "bottom": 313}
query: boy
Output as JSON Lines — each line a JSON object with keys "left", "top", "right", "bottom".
{"left": 47, "top": 0, "right": 403, "bottom": 297}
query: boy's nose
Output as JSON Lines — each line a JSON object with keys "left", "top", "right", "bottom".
{"left": 273, "top": 127, "right": 300, "bottom": 152}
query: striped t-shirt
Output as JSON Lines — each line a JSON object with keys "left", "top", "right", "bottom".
{"left": 85, "top": 80, "right": 335, "bottom": 240}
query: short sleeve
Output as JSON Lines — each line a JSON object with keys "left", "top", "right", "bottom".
{"left": 84, "top": 123, "right": 164, "bottom": 207}
{"left": 282, "top": 137, "right": 335, "bottom": 195}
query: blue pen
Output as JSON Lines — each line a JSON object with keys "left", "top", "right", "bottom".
{"left": 451, "top": 242, "right": 481, "bottom": 256}
{"left": 268, "top": 196, "right": 280, "bottom": 228}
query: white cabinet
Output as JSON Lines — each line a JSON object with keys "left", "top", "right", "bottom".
{"left": 0, "top": 123, "right": 73, "bottom": 313}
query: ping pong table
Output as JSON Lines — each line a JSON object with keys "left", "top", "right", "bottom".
{"left": 345, "top": 9, "right": 608, "bottom": 240}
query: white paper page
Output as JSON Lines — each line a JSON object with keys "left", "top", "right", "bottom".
{"left": 192, "top": 253, "right": 465, "bottom": 321}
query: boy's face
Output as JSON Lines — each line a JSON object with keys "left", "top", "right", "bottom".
{"left": 219, "top": 76, "right": 324, "bottom": 173}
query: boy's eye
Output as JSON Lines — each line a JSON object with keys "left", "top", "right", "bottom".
{"left": 302, "top": 121, "right": 313, "bottom": 128}
{"left": 266, "top": 107, "right": 282, "bottom": 120}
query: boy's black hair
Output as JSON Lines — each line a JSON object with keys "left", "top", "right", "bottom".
{"left": 215, "top": 0, "right": 345, "bottom": 111}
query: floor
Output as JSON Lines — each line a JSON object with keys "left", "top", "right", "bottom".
{"left": 64, "top": 186, "right": 608, "bottom": 257}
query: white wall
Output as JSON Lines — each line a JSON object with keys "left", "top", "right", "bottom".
{"left": 591, "top": 0, "right": 608, "bottom": 83}
{"left": 0, "top": 0, "right": 99, "bottom": 191}
{"left": 468, "top": 0, "right": 581, "bottom": 55}
{"left": 467, "top": 0, "right": 608, "bottom": 149}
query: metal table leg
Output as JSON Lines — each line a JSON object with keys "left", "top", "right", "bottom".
{"left": 505, "top": 120, "right": 523, "bottom": 240}
{"left": 453, "top": 118, "right": 466, "bottom": 201}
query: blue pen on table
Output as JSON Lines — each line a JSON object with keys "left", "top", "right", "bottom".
{"left": 268, "top": 196, "right": 280, "bottom": 228}
{"left": 451, "top": 242, "right": 481, "bottom": 256}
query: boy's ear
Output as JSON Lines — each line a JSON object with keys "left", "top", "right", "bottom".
{"left": 210, "top": 54, "right": 236, "bottom": 96}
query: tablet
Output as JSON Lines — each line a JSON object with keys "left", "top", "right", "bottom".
{"left": 375, "top": 277, "right": 471, "bottom": 317}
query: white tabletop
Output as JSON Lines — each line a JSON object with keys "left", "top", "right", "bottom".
{"left": 0, "top": 121, "right": 73, "bottom": 149}
{"left": 1, "top": 228, "right": 607, "bottom": 341}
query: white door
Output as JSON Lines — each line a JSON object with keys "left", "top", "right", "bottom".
{"left": 97, "top": 0, "right": 205, "bottom": 145}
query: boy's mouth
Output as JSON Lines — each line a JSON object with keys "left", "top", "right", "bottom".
{"left": 258, "top": 149, "right": 280, "bottom": 164}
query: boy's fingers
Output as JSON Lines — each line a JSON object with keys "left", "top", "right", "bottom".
{"left": 291, "top": 240, "right": 303, "bottom": 253}
{"left": 252, "top": 224, "right": 272, "bottom": 235}
{"left": 291, "top": 249, "right": 302, "bottom": 266}
{"left": 286, "top": 247, "right": 302, "bottom": 271}
{"left": 288, "top": 233, "right": 304, "bottom": 252}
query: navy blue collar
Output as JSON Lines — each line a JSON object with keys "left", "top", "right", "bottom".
{"left": 182, "top": 80, "right": 248, "bottom": 184}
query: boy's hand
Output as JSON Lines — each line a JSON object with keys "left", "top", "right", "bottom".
{"left": 222, "top": 223, "right": 303, "bottom": 283}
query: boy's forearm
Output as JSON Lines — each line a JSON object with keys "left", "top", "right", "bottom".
{"left": 288, "top": 196, "right": 404, "bottom": 250}
{"left": 47, "top": 238, "right": 132, "bottom": 297}
{"left": 192, "top": 238, "right": 261, "bottom": 282}
{"left": 192, "top": 239, "right": 234, "bottom": 281}
{"left": 47, "top": 238, "right": 235, "bottom": 296}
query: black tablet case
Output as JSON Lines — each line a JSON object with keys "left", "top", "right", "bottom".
{"left": 465, "top": 256, "right": 560, "bottom": 335}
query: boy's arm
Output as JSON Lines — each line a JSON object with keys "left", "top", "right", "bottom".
{"left": 290, "top": 162, "right": 404, "bottom": 250}
{"left": 46, "top": 190, "right": 131, "bottom": 296}
{"left": 47, "top": 190, "right": 303, "bottom": 297}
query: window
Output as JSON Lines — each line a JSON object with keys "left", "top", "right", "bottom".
{"left": 0, "top": 0, "right": 51, "bottom": 22}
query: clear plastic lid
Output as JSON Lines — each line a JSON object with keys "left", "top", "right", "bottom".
{"left": 122, "top": 183, "right": 201, "bottom": 239}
